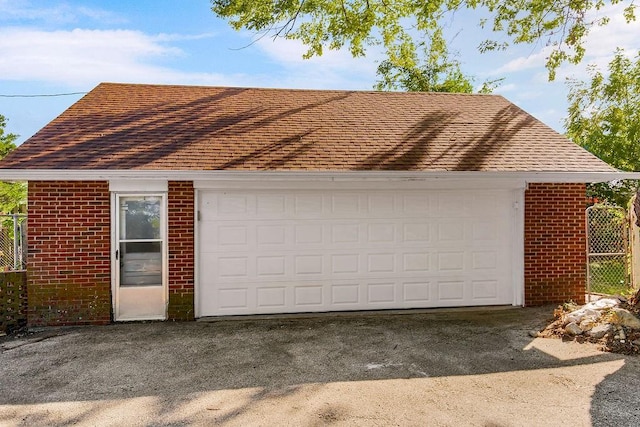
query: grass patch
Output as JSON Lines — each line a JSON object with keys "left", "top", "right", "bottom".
{"left": 589, "top": 258, "right": 629, "bottom": 295}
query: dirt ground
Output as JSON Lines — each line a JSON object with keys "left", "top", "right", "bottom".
{"left": 1, "top": 306, "right": 639, "bottom": 426}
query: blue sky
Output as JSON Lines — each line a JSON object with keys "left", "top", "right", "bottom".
{"left": 0, "top": 0, "right": 638, "bottom": 145}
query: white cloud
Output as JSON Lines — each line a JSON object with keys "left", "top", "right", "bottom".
{"left": 0, "top": 27, "right": 242, "bottom": 88}
{"left": 0, "top": 26, "right": 379, "bottom": 91}
{"left": 491, "top": 47, "right": 552, "bottom": 75}
{"left": 255, "top": 37, "right": 367, "bottom": 68}
{"left": 0, "top": 0, "right": 124, "bottom": 24}
{"left": 531, "top": 108, "right": 566, "bottom": 131}
{"left": 553, "top": 4, "right": 640, "bottom": 81}
{"left": 253, "top": 37, "right": 380, "bottom": 89}
{"left": 581, "top": 3, "right": 640, "bottom": 57}
{"left": 488, "top": 3, "right": 640, "bottom": 77}
{"left": 492, "top": 83, "right": 517, "bottom": 93}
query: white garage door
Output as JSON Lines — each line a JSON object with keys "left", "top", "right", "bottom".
{"left": 197, "top": 188, "right": 515, "bottom": 316}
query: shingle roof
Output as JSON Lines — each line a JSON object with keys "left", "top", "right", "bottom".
{"left": 0, "top": 82, "right": 616, "bottom": 172}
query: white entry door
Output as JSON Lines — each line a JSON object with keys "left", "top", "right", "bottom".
{"left": 113, "top": 194, "right": 167, "bottom": 321}
{"left": 197, "top": 188, "right": 517, "bottom": 317}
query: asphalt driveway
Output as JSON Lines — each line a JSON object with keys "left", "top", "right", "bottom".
{"left": 1, "top": 307, "right": 639, "bottom": 426}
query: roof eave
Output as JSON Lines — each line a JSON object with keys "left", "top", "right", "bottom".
{"left": 0, "top": 169, "right": 634, "bottom": 183}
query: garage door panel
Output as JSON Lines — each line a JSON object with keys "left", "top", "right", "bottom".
{"left": 472, "top": 251, "right": 498, "bottom": 270}
{"left": 330, "top": 193, "right": 362, "bottom": 216}
{"left": 437, "top": 252, "right": 465, "bottom": 271}
{"left": 367, "top": 253, "right": 396, "bottom": 273}
{"left": 437, "top": 220, "right": 467, "bottom": 243}
{"left": 294, "top": 224, "right": 325, "bottom": 245}
{"left": 367, "top": 194, "right": 396, "bottom": 214}
{"left": 256, "top": 255, "right": 287, "bottom": 277}
{"left": 218, "top": 288, "right": 248, "bottom": 309}
{"left": 367, "top": 223, "right": 396, "bottom": 243}
{"left": 331, "top": 283, "right": 360, "bottom": 305}
{"left": 294, "top": 254, "right": 324, "bottom": 275}
{"left": 294, "top": 194, "right": 325, "bottom": 216}
{"left": 331, "top": 223, "right": 360, "bottom": 244}
{"left": 402, "top": 252, "right": 430, "bottom": 272}
{"left": 437, "top": 280, "right": 465, "bottom": 301}
{"left": 217, "top": 225, "right": 249, "bottom": 246}
{"left": 402, "top": 193, "right": 432, "bottom": 215}
{"left": 472, "top": 193, "right": 504, "bottom": 213}
{"left": 199, "top": 278, "right": 511, "bottom": 315}
{"left": 210, "top": 194, "right": 252, "bottom": 218}
{"left": 402, "top": 223, "right": 431, "bottom": 243}
{"left": 217, "top": 256, "right": 249, "bottom": 278}
{"left": 256, "top": 286, "right": 287, "bottom": 308}
{"left": 472, "top": 280, "right": 499, "bottom": 300}
{"left": 294, "top": 285, "right": 324, "bottom": 307}
{"left": 437, "top": 193, "right": 470, "bottom": 216}
{"left": 472, "top": 221, "right": 498, "bottom": 241}
{"left": 366, "top": 282, "right": 396, "bottom": 304}
{"left": 330, "top": 253, "right": 360, "bottom": 274}
{"left": 256, "top": 194, "right": 287, "bottom": 216}
{"left": 403, "top": 282, "right": 431, "bottom": 303}
{"left": 198, "top": 189, "right": 514, "bottom": 316}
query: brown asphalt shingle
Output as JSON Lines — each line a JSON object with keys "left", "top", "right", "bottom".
{"left": 0, "top": 82, "right": 616, "bottom": 172}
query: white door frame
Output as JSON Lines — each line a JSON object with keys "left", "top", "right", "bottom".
{"left": 111, "top": 191, "right": 168, "bottom": 321}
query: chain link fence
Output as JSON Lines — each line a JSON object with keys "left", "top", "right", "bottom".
{"left": 0, "top": 214, "right": 27, "bottom": 271}
{"left": 586, "top": 205, "right": 629, "bottom": 296}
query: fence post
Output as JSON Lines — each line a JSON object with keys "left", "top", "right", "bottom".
{"left": 586, "top": 206, "right": 592, "bottom": 302}
{"left": 12, "top": 214, "right": 19, "bottom": 270}
{"left": 631, "top": 197, "right": 640, "bottom": 289}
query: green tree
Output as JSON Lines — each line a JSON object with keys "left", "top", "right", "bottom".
{"left": 374, "top": 29, "right": 502, "bottom": 93}
{"left": 374, "top": 27, "right": 473, "bottom": 93}
{"left": 376, "top": 54, "right": 475, "bottom": 93}
{"left": 0, "top": 115, "right": 26, "bottom": 213}
{"left": 565, "top": 49, "right": 640, "bottom": 207}
{"left": 211, "top": 0, "right": 637, "bottom": 81}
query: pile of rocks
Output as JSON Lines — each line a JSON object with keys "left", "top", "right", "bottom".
{"left": 533, "top": 297, "right": 640, "bottom": 354}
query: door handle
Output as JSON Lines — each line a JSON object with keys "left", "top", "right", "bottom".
{"left": 115, "top": 249, "right": 119, "bottom": 260}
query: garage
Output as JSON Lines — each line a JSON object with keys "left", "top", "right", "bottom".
{"left": 1, "top": 83, "right": 623, "bottom": 326}
{"left": 196, "top": 185, "right": 520, "bottom": 317}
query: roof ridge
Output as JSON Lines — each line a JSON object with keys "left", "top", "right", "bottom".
{"left": 96, "top": 82, "right": 501, "bottom": 97}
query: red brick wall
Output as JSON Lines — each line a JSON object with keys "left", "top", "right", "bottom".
{"left": 167, "top": 181, "right": 195, "bottom": 320}
{"left": 27, "top": 180, "right": 196, "bottom": 325}
{"left": 25, "top": 180, "right": 585, "bottom": 323}
{"left": 27, "top": 181, "right": 111, "bottom": 326}
{"left": 524, "top": 183, "right": 587, "bottom": 305}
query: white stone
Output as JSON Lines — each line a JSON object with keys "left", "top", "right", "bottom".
{"left": 587, "top": 324, "right": 612, "bottom": 339}
{"left": 587, "top": 298, "right": 620, "bottom": 310}
{"left": 610, "top": 308, "right": 640, "bottom": 329}
{"left": 579, "top": 316, "right": 598, "bottom": 332}
{"left": 564, "top": 308, "right": 601, "bottom": 325}
{"left": 565, "top": 322, "right": 583, "bottom": 336}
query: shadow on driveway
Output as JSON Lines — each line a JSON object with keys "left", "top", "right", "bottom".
{"left": 1, "top": 307, "right": 638, "bottom": 426}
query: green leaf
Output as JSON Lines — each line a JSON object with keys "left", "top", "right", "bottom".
{"left": 0, "top": 115, "right": 26, "bottom": 213}
{"left": 565, "top": 49, "right": 640, "bottom": 206}
{"left": 211, "top": 0, "right": 636, "bottom": 81}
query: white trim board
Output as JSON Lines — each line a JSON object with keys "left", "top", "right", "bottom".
{"left": 109, "top": 179, "right": 168, "bottom": 192}
{"left": 0, "top": 169, "right": 637, "bottom": 183}
{"left": 193, "top": 179, "right": 527, "bottom": 191}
